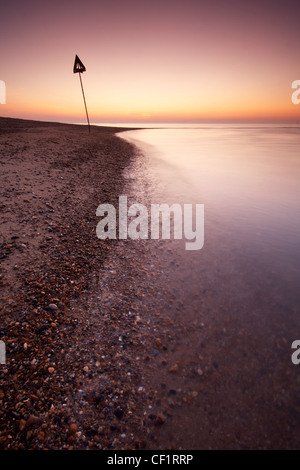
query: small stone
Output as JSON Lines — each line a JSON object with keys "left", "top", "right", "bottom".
{"left": 19, "top": 419, "right": 26, "bottom": 431}
{"left": 36, "top": 324, "right": 48, "bottom": 335}
{"left": 155, "top": 414, "right": 166, "bottom": 425}
{"left": 47, "top": 303, "right": 58, "bottom": 311}
{"left": 114, "top": 408, "right": 124, "bottom": 420}
{"left": 83, "top": 366, "right": 89, "bottom": 373}
{"left": 69, "top": 423, "right": 78, "bottom": 435}
{"left": 197, "top": 368, "right": 203, "bottom": 376}
{"left": 48, "top": 367, "right": 55, "bottom": 374}
{"left": 26, "top": 415, "right": 41, "bottom": 428}
{"left": 169, "top": 364, "right": 179, "bottom": 373}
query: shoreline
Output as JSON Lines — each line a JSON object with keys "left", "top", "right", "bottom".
{"left": 1, "top": 117, "right": 207, "bottom": 451}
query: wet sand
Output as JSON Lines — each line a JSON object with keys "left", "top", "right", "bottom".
{"left": 0, "top": 117, "right": 299, "bottom": 450}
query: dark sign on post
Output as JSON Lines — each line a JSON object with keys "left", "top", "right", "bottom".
{"left": 73, "top": 55, "right": 90, "bottom": 133}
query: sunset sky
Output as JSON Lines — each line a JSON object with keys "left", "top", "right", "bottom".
{"left": 1, "top": 0, "right": 300, "bottom": 123}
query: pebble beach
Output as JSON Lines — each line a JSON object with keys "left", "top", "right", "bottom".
{"left": 0, "top": 117, "right": 150, "bottom": 450}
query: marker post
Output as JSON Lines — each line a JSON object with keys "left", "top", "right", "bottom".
{"left": 73, "top": 55, "right": 90, "bottom": 134}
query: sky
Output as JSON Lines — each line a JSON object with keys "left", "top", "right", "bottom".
{"left": 0, "top": 0, "right": 300, "bottom": 123}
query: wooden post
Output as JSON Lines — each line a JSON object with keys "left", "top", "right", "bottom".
{"left": 79, "top": 72, "right": 90, "bottom": 134}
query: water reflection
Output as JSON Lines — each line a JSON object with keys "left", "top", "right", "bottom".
{"left": 120, "top": 125, "right": 300, "bottom": 271}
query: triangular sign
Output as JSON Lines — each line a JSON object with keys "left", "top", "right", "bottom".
{"left": 73, "top": 55, "right": 86, "bottom": 73}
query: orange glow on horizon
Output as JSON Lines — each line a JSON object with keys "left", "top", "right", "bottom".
{"left": 5, "top": 92, "right": 299, "bottom": 124}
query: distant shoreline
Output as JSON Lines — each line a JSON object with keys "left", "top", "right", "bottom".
{"left": 0, "top": 115, "right": 144, "bottom": 134}
{"left": 1, "top": 115, "right": 299, "bottom": 129}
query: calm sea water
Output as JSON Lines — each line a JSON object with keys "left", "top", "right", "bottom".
{"left": 115, "top": 124, "right": 300, "bottom": 447}
{"left": 121, "top": 126, "right": 299, "bottom": 256}
{"left": 117, "top": 124, "right": 300, "bottom": 330}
